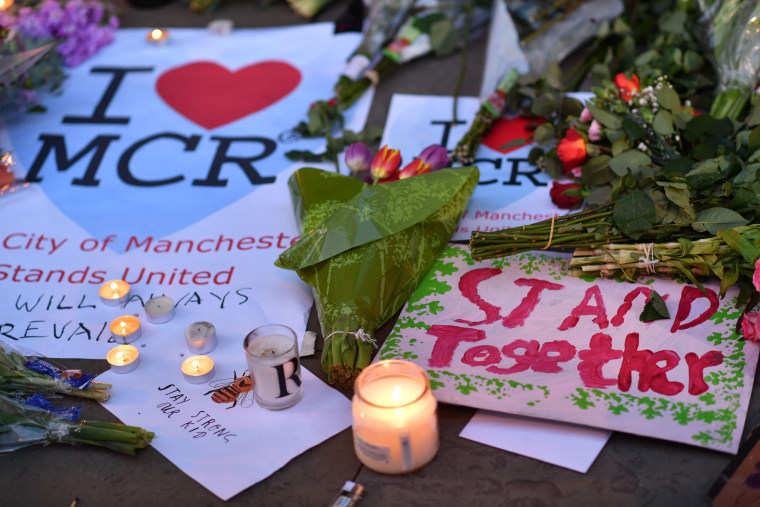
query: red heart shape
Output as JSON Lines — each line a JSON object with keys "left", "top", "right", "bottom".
{"left": 156, "top": 61, "right": 301, "bottom": 129}
{"left": 481, "top": 116, "right": 544, "bottom": 154}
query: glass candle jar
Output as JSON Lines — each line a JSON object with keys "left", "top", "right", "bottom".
{"left": 351, "top": 360, "right": 439, "bottom": 474}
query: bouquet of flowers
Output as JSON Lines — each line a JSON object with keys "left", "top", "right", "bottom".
{"left": 277, "top": 158, "right": 478, "bottom": 388}
{"left": 469, "top": 69, "right": 760, "bottom": 328}
{"left": 0, "top": 393, "right": 154, "bottom": 455}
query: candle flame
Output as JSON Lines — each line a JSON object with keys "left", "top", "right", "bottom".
{"left": 116, "top": 351, "right": 125, "bottom": 362}
{"left": 391, "top": 385, "right": 402, "bottom": 403}
{"left": 0, "top": 0, "right": 14, "bottom": 11}
{"left": 120, "top": 320, "right": 127, "bottom": 336}
{"left": 193, "top": 360, "right": 200, "bottom": 373}
{"left": 151, "top": 29, "right": 163, "bottom": 40}
{"left": 110, "top": 281, "right": 119, "bottom": 299}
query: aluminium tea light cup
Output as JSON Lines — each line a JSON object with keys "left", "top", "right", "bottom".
{"left": 351, "top": 360, "right": 439, "bottom": 474}
{"left": 145, "top": 296, "right": 176, "bottom": 324}
{"left": 99, "top": 280, "right": 130, "bottom": 306}
{"left": 109, "top": 315, "right": 142, "bottom": 344}
{"left": 106, "top": 345, "right": 140, "bottom": 374}
{"left": 185, "top": 321, "right": 217, "bottom": 354}
{"left": 181, "top": 355, "right": 215, "bottom": 384}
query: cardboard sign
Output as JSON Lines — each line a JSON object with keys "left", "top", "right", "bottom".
{"left": 380, "top": 245, "right": 759, "bottom": 453}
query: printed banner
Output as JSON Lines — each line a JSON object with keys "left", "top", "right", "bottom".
{"left": 0, "top": 26, "right": 370, "bottom": 499}
{"left": 381, "top": 94, "right": 591, "bottom": 240}
{"left": 380, "top": 245, "right": 759, "bottom": 453}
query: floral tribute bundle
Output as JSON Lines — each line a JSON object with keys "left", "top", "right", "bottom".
{"left": 0, "top": 343, "right": 155, "bottom": 455}
{"left": 277, "top": 145, "right": 477, "bottom": 388}
{"left": 469, "top": 67, "right": 760, "bottom": 336}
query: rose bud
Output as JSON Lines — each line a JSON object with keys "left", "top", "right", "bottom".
{"left": 549, "top": 181, "right": 582, "bottom": 209}
{"left": 614, "top": 72, "right": 641, "bottom": 103}
{"left": 556, "top": 129, "right": 587, "bottom": 174}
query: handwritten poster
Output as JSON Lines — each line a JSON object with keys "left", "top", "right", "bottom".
{"left": 380, "top": 245, "right": 759, "bottom": 453}
{"left": 0, "top": 26, "right": 370, "bottom": 498}
{"left": 381, "top": 94, "right": 590, "bottom": 240}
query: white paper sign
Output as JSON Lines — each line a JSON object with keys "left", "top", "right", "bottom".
{"left": 0, "top": 26, "right": 368, "bottom": 499}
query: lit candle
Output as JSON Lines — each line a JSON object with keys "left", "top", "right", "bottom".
{"left": 244, "top": 324, "right": 303, "bottom": 410}
{"left": 185, "top": 321, "right": 217, "bottom": 354}
{"left": 106, "top": 344, "right": 140, "bottom": 374}
{"left": 351, "top": 360, "right": 439, "bottom": 474}
{"left": 146, "top": 28, "right": 169, "bottom": 46}
{"left": 109, "top": 315, "right": 142, "bottom": 344}
{"left": 99, "top": 279, "right": 130, "bottom": 306}
{"left": 181, "top": 355, "right": 215, "bottom": 384}
{"left": 0, "top": 0, "right": 14, "bottom": 11}
{"left": 144, "top": 296, "right": 175, "bottom": 324}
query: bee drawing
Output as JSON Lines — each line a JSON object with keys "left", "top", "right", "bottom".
{"left": 205, "top": 370, "right": 254, "bottom": 409}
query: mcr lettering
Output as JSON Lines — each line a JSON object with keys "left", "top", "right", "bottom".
{"left": 426, "top": 269, "right": 726, "bottom": 397}
{"left": 25, "top": 67, "right": 278, "bottom": 188}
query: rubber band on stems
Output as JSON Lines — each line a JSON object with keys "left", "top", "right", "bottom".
{"left": 541, "top": 217, "right": 556, "bottom": 250}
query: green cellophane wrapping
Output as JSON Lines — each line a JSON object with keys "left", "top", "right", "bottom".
{"left": 276, "top": 166, "right": 479, "bottom": 389}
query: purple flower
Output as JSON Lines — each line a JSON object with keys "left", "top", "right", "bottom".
{"left": 417, "top": 144, "right": 449, "bottom": 171}
{"left": 344, "top": 142, "right": 371, "bottom": 173}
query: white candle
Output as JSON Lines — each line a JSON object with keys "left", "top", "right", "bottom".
{"left": 146, "top": 28, "right": 169, "bottom": 46}
{"left": 181, "top": 355, "right": 215, "bottom": 384}
{"left": 244, "top": 324, "right": 303, "bottom": 410}
{"left": 99, "top": 280, "right": 130, "bottom": 306}
{"left": 185, "top": 321, "right": 217, "bottom": 354}
{"left": 145, "top": 296, "right": 175, "bottom": 324}
{"left": 352, "top": 360, "right": 439, "bottom": 474}
{"left": 109, "top": 315, "right": 141, "bottom": 344}
{"left": 106, "top": 345, "right": 140, "bottom": 374}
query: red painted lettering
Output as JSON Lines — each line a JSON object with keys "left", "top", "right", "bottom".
{"left": 577, "top": 333, "right": 624, "bottom": 388}
{"left": 670, "top": 286, "right": 719, "bottom": 333}
{"left": 454, "top": 268, "right": 503, "bottom": 326}
{"left": 531, "top": 340, "right": 577, "bottom": 373}
{"left": 617, "top": 333, "right": 683, "bottom": 396}
{"left": 611, "top": 287, "right": 653, "bottom": 326}
{"left": 503, "top": 278, "right": 564, "bottom": 328}
{"left": 487, "top": 339, "right": 539, "bottom": 375}
{"left": 685, "top": 351, "right": 724, "bottom": 395}
{"left": 427, "top": 325, "right": 485, "bottom": 368}
{"left": 558, "top": 285, "right": 609, "bottom": 331}
{"left": 462, "top": 345, "right": 501, "bottom": 367}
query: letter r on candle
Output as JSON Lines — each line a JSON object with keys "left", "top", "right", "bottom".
{"left": 274, "top": 358, "right": 302, "bottom": 398}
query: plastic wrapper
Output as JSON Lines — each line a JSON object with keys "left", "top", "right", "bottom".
{"left": 276, "top": 166, "right": 479, "bottom": 388}
{"left": 0, "top": 341, "right": 111, "bottom": 401}
{"left": 697, "top": 0, "right": 760, "bottom": 119}
{"left": 0, "top": 393, "right": 154, "bottom": 455}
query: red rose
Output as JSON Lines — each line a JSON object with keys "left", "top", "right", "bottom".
{"left": 550, "top": 181, "right": 581, "bottom": 209}
{"left": 614, "top": 73, "right": 640, "bottom": 102}
{"left": 556, "top": 129, "right": 586, "bottom": 173}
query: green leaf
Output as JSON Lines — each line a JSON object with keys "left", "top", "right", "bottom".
{"left": 622, "top": 118, "right": 645, "bottom": 140}
{"left": 533, "top": 123, "right": 555, "bottom": 145}
{"left": 611, "top": 137, "right": 630, "bottom": 157}
{"left": 683, "top": 50, "right": 704, "bottom": 73}
{"left": 430, "top": 19, "right": 458, "bottom": 57}
{"left": 613, "top": 190, "right": 655, "bottom": 240}
{"left": 499, "top": 138, "right": 528, "bottom": 151}
{"left": 662, "top": 157, "right": 692, "bottom": 175}
{"left": 717, "top": 228, "right": 760, "bottom": 265}
{"left": 532, "top": 92, "right": 561, "bottom": 117}
{"left": 541, "top": 155, "right": 564, "bottom": 180}
{"left": 748, "top": 126, "right": 760, "bottom": 156}
{"left": 662, "top": 185, "right": 696, "bottom": 221}
{"left": 528, "top": 147, "right": 544, "bottom": 165}
{"left": 560, "top": 97, "right": 584, "bottom": 117}
{"left": 653, "top": 110, "right": 675, "bottom": 136}
{"left": 608, "top": 149, "right": 652, "bottom": 177}
{"left": 692, "top": 207, "right": 749, "bottom": 234}
{"left": 640, "top": 291, "right": 670, "bottom": 322}
{"left": 584, "top": 186, "right": 612, "bottom": 206}
{"left": 684, "top": 114, "right": 714, "bottom": 142}
{"left": 587, "top": 104, "right": 623, "bottom": 129}
{"left": 655, "top": 86, "right": 681, "bottom": 114}
{"left": 545, "top": 62, "right": 562, "bottom": 90}
{"left": 581, "top": 155, "right": 614, "bottom": 186}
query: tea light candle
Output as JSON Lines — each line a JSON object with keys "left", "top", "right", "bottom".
{"left": 185, "top": 321, "right": 217, "bottom": 354}
{"left": 145, "top": 296, "right": 175, "bottom": 324}
{"left": 106, "top": 345, "right": 140, "bottom": 374}
{"left": 146, "top": 28, "right": 169, "bottom": 46}
{"left": 181, "top": 355, "right": 215, "bottom": 384}
{"left": 351, "top": 360, "right": 439, "bottom": 474}
{"left": 109, "top": 315, "right": 142, "bottom": 344}
{"left": 99, "top": 280, "right": 130, "bottom": 306}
